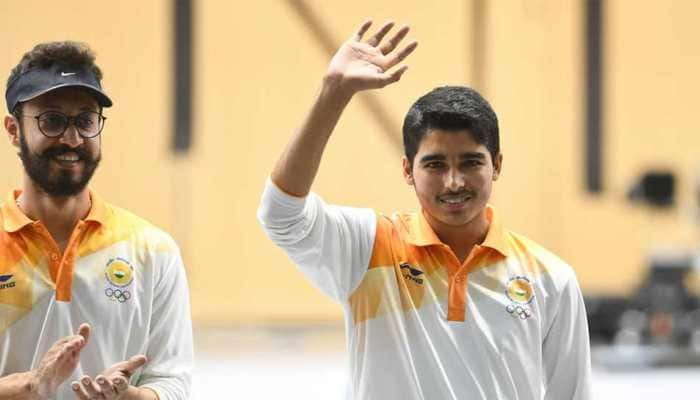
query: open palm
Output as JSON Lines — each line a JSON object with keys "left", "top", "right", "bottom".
{"left": 34, "top": 324, "right": 90, "bottom": 399}
{"left": 326, "top": 21, "right": 418, "bottom": 93}
{"left": 71, "top": 355, "right": 147, "bottom": 399}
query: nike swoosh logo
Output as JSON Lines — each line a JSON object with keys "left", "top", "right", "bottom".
{"left": 61, "top": 72, "right": 76, "bottom": 77}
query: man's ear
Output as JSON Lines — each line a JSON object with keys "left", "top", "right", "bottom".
{"left": 4, "top": 115, "right": 21, "bottom": 148}
{"left": 492, "top": 153, "right": 503, "bottom": 181}
{"left": 402, "top": 156, "right": 414, "bottom": 185}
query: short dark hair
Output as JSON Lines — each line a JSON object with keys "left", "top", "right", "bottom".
{"left": 7, "top": 41, "right": 103, "bottom": 114}
{"left": 402, "top": 86, "right": 499, "bottom": 165}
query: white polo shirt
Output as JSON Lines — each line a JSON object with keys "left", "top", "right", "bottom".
{"left": 0, "top": 190, "right": 193, "bottom": 400}
{"left": 258, "top": 180, "right": 592, "bottom": 400}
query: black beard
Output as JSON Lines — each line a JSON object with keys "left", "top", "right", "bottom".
{"left": 18, "top": 132, "right": 101, "bottom": 197}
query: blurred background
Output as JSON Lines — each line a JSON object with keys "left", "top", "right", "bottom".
{"left": 1, "top": 0, "right": 700, "bottom": 398}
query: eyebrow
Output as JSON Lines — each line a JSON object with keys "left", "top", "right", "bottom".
{"left": 37, "top": 104, "right": 99, "bottom": 113}
{"left": 419, "top": 152, "right": 486, "bottom": 163}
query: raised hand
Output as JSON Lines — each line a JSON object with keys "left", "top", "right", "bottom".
{"left": 31, "top": 323, "right": 90, "bottom": 399}
{"left": 325, "top": 20, "right": 418, "bottom": 94}
{"left": 71, "top": 355, "right": 148, "bottom": 400}
{"left": 268, "top": 18, "right": 418, "bottom": 197}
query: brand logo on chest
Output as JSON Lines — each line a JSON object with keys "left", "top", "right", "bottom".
{"left": 0, "top": 274, "right": 15, "bottom": 290}
{"left": 400, "top": 262, "right": 424, "bottom": 285}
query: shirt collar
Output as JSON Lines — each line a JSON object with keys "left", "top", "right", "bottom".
{"left": 405, "top": 205, "right": 510, "bottom": 257}
{"left": 1, "top": 189, "right": 110, "bottom": 233}
{"left": 84, "top": 190, "right": 110, "bottom": 226}
{"left": 1, "top": 190, "right": 32, "bottom": 232}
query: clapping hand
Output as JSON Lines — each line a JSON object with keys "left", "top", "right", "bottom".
{"left": 30, "top": 323, "right": 90, "bottom": 399}
{"left": 70, "top": 355, "right": 147, "bottom": 400}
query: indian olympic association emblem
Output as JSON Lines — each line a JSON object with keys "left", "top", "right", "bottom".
{"left": 104, "top": 257, "right": 134, "bottom": 303}
{"left": 505, "top": 276, "right": 534, "bottom": 320}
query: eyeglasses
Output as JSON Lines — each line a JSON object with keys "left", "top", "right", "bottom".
{"left": 21, "top": 110, "right": 107, "bottom": 139}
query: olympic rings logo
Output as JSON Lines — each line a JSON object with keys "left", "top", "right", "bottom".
{"left": 105, "top": 287, "right": 132, "bottom": 303}
{"left": 506, "top": 303, "right": 532, "bottom": 320}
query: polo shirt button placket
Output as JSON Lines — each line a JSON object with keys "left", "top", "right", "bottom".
{"left": 34, "top": 225, "right": 58, "bottom": 261}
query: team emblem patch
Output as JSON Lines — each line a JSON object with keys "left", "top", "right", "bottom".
{"left": 505, "top": 276, "right": 534, "bottom": 319}
{"left": 104, "top": 258, "right": 134, "bottom": 303}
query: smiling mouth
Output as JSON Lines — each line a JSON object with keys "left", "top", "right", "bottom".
{"left": 51, "top": 153, "right": 82, "bottom": 166}
{"left": 438, "top": 194, "right": 472, "bottom": 205}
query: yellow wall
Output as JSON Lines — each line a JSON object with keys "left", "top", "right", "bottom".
{"left": 1, "top": 1, "right": 698, "bottom": 325}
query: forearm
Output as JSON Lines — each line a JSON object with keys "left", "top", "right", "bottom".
{"left": 271, "top": 76, "right": 354, "bottom": 197}
{"left": 0, "top": 372, "right": 39, "bottom": 400}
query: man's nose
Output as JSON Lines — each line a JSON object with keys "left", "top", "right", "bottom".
{"left": 445, "top": 168, "right": 465, "bottom": 191}
{"left": 58, "top": 122, "right": 84, "bottom": 148}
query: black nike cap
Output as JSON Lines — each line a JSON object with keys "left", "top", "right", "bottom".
{"left": 5, "top": 62, "right": 112, "bottom": 113}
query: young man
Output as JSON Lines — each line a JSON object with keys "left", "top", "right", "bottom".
{"left": 0, "top": 42, "right": 192, "bottom": 399}
{"left": 258, "top": 21, "right": 592, "bottom": 399}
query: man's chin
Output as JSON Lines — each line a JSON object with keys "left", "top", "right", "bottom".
{"left": 440, "top": 217, "right": 474, "bottom": 228}
{"left": 436, "top": 207, "right": 483, "bottom": 227}
{"left": 38, "top": 166, "right": 98, "bottom": 197}
{"left": 43, "top": 187, "right": 89, "bottom": 197}
{"left": 35, "top": 176, "right": 92, "bottom": 197}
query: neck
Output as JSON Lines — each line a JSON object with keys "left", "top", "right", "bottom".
{"left": 425, "top": 209, "right": 490, "bottom": 263}
{"left": 17, "top": 176, "right": 91, "bottom": 250}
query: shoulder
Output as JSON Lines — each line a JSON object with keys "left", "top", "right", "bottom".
{"left": 95, "top": 202, "right": 179, "bottom": 255}
{"left": 505, "top": 230, "right": 578, "bottom": 290}
{"left": 375, "top": 211, "right": 417, "bottom": 233}
{"left": 368, "top": 211, "right": 416, "bottom": 265}
{"left": 372, "top": 211, "right": 419, "bottom": 247}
